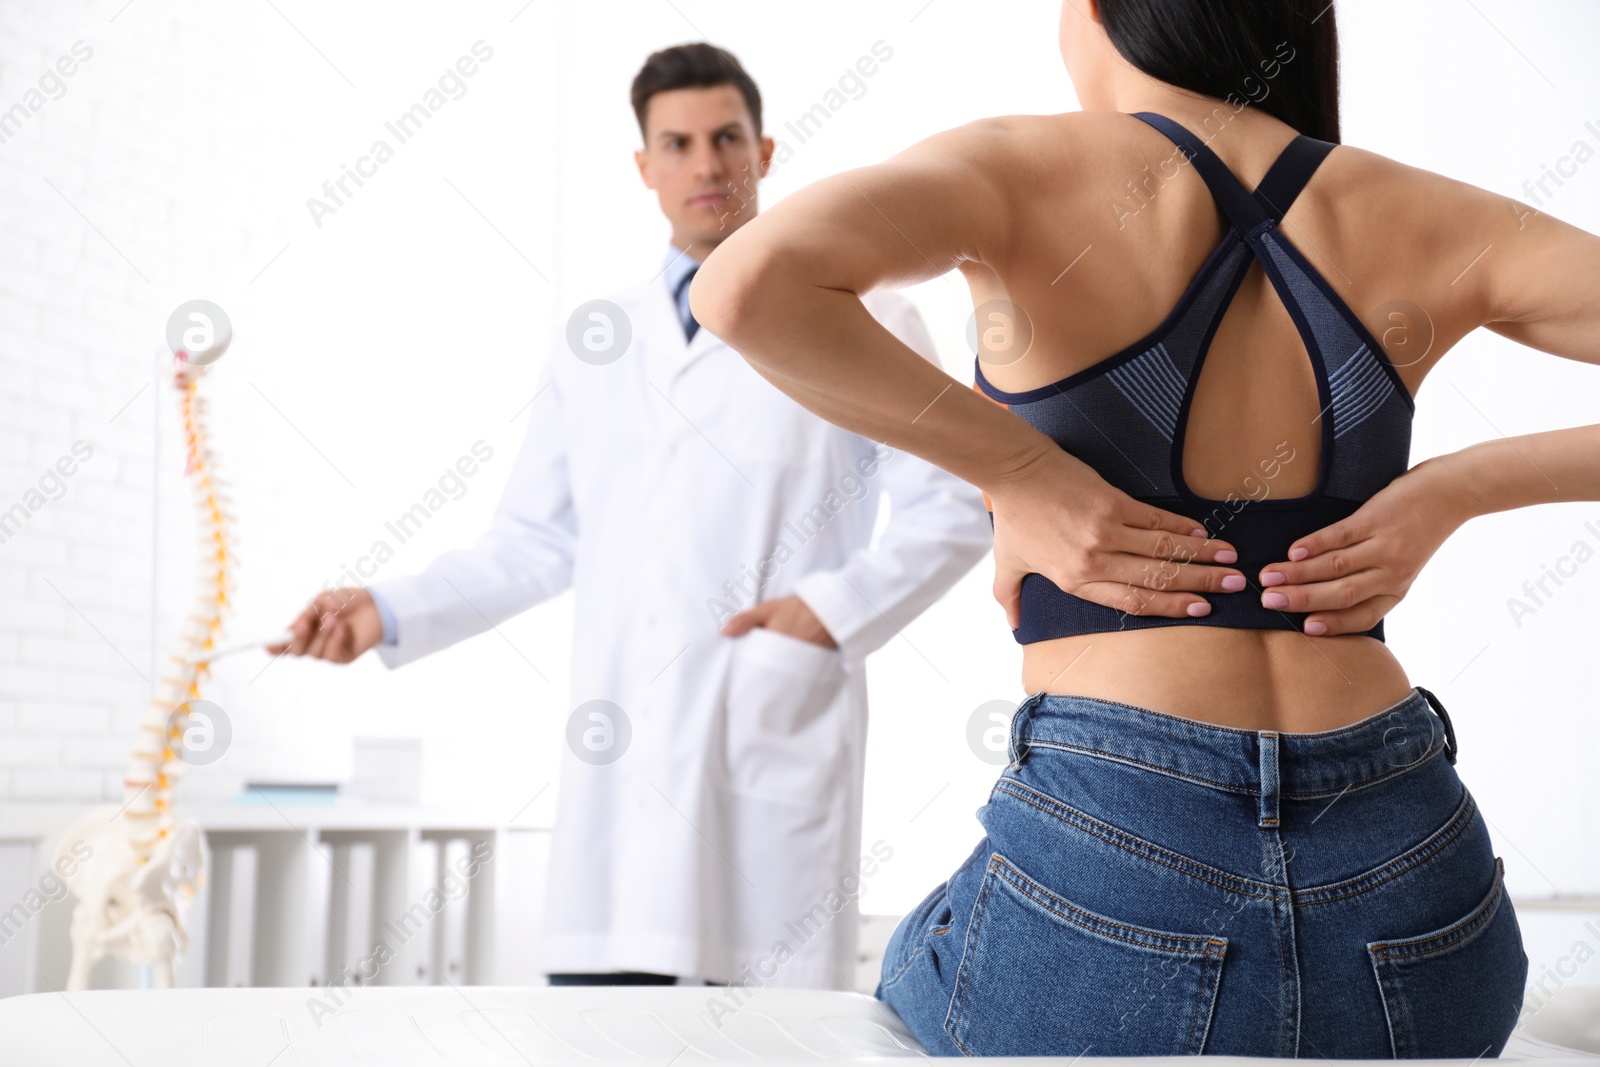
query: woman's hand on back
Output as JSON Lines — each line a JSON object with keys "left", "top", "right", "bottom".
{"left": 1256, "top": 458, "right": 1471, "bottom": 636}
{"left": 987, "top": 445, "right": 1247, "bottom": 630}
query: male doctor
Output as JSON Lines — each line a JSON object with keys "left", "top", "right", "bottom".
{"left": 274, "top": 42, "right": 992, "bottom": 989}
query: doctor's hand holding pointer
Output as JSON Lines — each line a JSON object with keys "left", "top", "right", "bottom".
{"left": 267, "top": 588, "right": 384, "bottom": 664}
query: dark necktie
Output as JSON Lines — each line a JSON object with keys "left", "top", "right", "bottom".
{"left": 674, "top": 265, "right": 700, "bottom": 344}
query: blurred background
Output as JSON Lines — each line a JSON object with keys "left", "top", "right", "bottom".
{"left": 0, "top": 0, "right": 1597, "bottom": 998}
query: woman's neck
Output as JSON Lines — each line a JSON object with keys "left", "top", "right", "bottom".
{"left": 1090, "top": 65, "right": 1293, "bottom": 143}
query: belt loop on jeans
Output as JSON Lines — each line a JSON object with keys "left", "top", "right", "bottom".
{"left": 1257, "top": 731, "right": 1281, "bottom": 829}
{"left": 1008, "top": 692, "right": 1042, "bottom": 767}
{"left": 1415, "top": 686, "right": 1458, "bottom": 765}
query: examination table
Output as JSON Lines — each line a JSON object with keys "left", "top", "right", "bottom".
{"left": 0, "top": 984, "right": 1595, "bottom": 1064}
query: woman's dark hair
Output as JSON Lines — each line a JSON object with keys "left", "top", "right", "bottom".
{"left": 630, "top": 43, "right": 763, "bottom": 143}
{"left": 1098, "top": 0, "right": 1341, "bottom": 143}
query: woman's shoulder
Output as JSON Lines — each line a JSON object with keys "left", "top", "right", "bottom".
{"left": 899, "top": 111, "right": 1132, "bottom": 195}
{"left": 1316, "top": 140, "right": 1487, "bottom": 205}
{"left": 1291, "top": 139, "right": 1522, "bottom": 268}
{"left": 950, "top": 110, "right": 1493, "bottom": 206}
{"left": 930, "top": 110, "right": 1131, "bottom": 157}
{"left": 893, "top": 109, "right": 1521, "bottom": 288}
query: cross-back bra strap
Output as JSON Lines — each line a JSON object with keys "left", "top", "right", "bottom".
{"left": 1253, "top": 135, "right": 1337, "bottom": 222}
{"left": 1132, "top": 111, "right": 1271, "bottom": 236}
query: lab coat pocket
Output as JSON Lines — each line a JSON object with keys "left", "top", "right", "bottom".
{"left": 721, "top": 625, "right": 849, "bottom": 808}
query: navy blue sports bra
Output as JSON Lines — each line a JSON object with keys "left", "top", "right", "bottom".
{"left": 973, "top": 112, "right": 1414, "bottom": 645}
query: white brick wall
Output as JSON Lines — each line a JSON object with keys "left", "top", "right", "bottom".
{"left": 0, "top": 0, "right": 583, "bottom": 814}
{"left": 0, "top": 0, "right": 282, "bottom": 803}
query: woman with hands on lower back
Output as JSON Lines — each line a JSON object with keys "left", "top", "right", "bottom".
{"left": 691, "top": 0, "right": 1600, "bottom": 1057}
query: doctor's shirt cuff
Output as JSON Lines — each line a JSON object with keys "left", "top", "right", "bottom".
{"left": 369, "top": 587, "right": 399, "bottom": 647}
{"left": 790, "top": 569, "right": 871, "bottom": 663}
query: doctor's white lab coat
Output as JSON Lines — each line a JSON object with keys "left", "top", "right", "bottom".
{"left": 368, "top": 268, "right": 993, "bottom": 988}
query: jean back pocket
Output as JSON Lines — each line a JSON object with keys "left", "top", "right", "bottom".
{"left": 1368, "top": 857, "right": 1528, "bottom": 1058}
{"left": 944, "top": 852, "right": 1228, "bottom": 1057}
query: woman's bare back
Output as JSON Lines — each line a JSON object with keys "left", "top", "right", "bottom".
{"left": 965, "top": 108, "right": 1503, "bottom": 730}
{"left": 695, "top": 94, "right": 1600, "bottom": 734}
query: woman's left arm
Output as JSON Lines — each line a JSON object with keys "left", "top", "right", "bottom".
{"left": 689, "top": 119, "right": 1043, "bottom": 493}
{"left": 690, "top": 120, "right": 1250, "bottom": 627}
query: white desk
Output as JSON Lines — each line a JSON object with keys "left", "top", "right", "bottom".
{"left": 0, "top": 985, "right": 1595, "bottom": 1065}
{"left": 0, "top": 802, "right": 552, "bottom": 994}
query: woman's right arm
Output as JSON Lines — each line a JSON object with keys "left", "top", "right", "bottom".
{"left": 1428, "top": 197, "right": 1600, "bottom": 519}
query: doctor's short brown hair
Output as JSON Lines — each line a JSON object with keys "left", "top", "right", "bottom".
{"left": 630, "top": 42, "right": 764, "bottom": 142}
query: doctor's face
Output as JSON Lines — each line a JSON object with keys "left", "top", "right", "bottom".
{"left": 634, "top": 84, "right": 775, "bottom": 254}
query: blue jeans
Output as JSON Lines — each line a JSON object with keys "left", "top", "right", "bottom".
{"left": 877, "top": 686, "right": 1528, "bottom": 1057}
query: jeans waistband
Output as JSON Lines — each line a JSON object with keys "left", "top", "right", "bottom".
{"left": 1009, "top": 685, "right": 1457, "bottom": 805}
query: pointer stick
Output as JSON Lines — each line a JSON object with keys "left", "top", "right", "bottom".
{"left": 193, "top": 631, "right": 295, "bottom": 663}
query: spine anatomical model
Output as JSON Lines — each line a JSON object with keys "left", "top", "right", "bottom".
{"left": 56, "top": 352, "right": 231, "bottom": 989}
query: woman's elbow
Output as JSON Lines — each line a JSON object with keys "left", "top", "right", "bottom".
{"left": 688, "top": 245, "right": 781, "bottom": 344}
